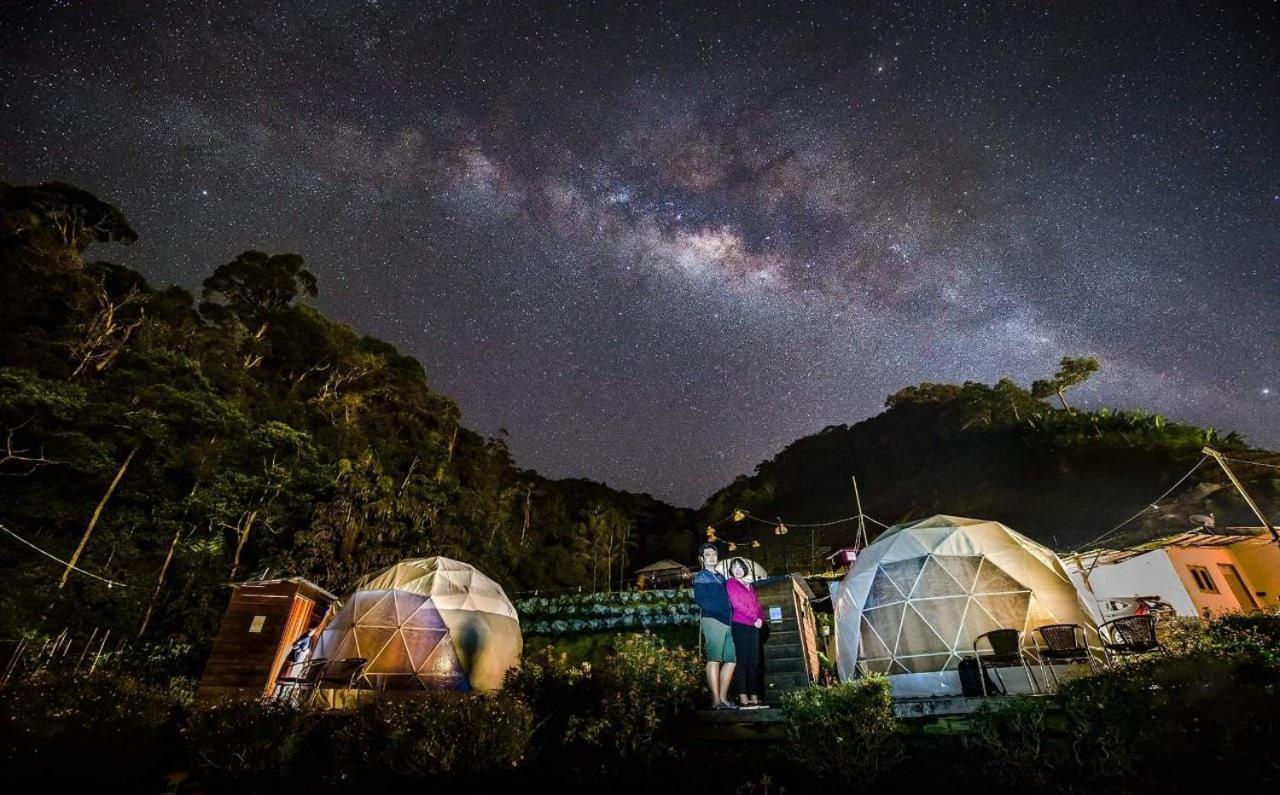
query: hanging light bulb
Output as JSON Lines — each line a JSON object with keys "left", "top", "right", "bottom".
{"left": 732, "top": 509, "right": 746, "bottom": 522}
{"left": 775, "top": 520, "right": 788, "bottom": 536}
{"left": 705, "top": 526, "right": 716, "bottom": 539}
{"left": 751, "top": 539, "right": 761, "bottom": 548}
{"left": 728, "top": 542, "right": 737, "bottom": 551}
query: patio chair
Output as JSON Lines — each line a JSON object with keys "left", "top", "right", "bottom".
{"left": 307, "top": 657, "right": 368, "bottom": 705}
{"left": 272, "top": 657, "right": 327, "bottom": 703}
{"left": 1032, "top": 624, "right": 1098, "bottom": 687}
{"left": 973, "top": 629, "right": 1039, "bottom": 696}
{"left": 1098, "top": 615, "right": 1163, "bottom": 663}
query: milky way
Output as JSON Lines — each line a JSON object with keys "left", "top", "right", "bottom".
{"left": 2, "top": 2, "right": 1277, "bottom": 504}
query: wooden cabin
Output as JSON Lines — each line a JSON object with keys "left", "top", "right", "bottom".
{"left": 196, "top": 578, "right": 338, "bottom": 702}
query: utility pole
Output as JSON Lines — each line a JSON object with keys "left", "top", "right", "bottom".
{"left": 1202, "top": 447, "right": 1280, "bottom": 545}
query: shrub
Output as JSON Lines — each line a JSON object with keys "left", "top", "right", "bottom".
{"left": 565, "top": 633, "right": 702, "bottom": 763}
{"left": 966, "top": 696, "right": 1062, "bottom": 787}
{"left": 779, "top": 676, "right": 903, "bottom": 785}
{"left": 0, "top": 671, "right": 185, "bottom": 785}
{"left": 504, "top": 644, "right": 593, "bottom": 757}
{"left": 322, "top": 692, "right": 533, "bottom": 783}
{"left": 1058, "top": 650, "right": 1280, "bottom": 786}
{"left": 181, "top": 696, "right": 306, "bottom": 786}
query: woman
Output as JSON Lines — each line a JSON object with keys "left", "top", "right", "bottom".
{"left": 725, "top": 557, "right": 766, "bottom": 708}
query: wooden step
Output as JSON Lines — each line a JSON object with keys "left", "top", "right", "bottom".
{"left": 764, "top": 671, "right": 809, "bottom": 691}
{"left": 764, "top": 656, "right": 806, "bottom": 674}
{"left": 762, "top": 642, "right": 801, "bottom": 658}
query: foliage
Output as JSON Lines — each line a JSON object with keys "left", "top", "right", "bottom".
{"left": 323, "top": 693, "right": 533, "bottom": 782}
{"left": 507, "top": 632, "right": 702, "bottom": 768}
{"left": 703, "top": 366, "right": 1273, "bottom": 562}
{"left": 966, "top": 697, "right": 1061, "bottom": 787}
{"left": 180, "top": 696, "right": 306, "bottom": 786}
{"left": 564, "top": 633, "right": 702, "bottom": 762}
{"left": 0, "top": 671, "right": 185, "bottom": 785}
{"left": 0, "top": 181, "right": 692, "bottom": 658}
{"left": 779, "top": 676, "right": 903, "bottom": 784}
{"left": 1030, "top": 355, "right": 1100, "bottom": 410}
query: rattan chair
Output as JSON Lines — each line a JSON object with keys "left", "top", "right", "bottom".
{"left": 1098, "top": 615, "right": 1164, "bottom": 663}
{"left": 973, "top": 629, "right": 1040, "bottom": 696}
{"left": 1032, "top": 623, "right": 1098, "bottom": 687}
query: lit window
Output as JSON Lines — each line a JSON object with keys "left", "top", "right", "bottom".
{"left": 1188, "top": 566, "right": 1218, "bottom": 593}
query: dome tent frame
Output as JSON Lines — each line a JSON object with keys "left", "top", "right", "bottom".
{"left": 314, "top": 557, "right": 522, "bottom": 693}
{"left": 833, "top": 515, "right": 1100, "bottom": 697}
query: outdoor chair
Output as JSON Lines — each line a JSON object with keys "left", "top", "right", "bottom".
{"left": 1032, "top": 623, "right": 1098, "bottom": 687}
{"left": 307, "top": 657, "right": 368, "bottom": 705}
{"left": 272, "top": 657, "right": 328, "bottom": 703}
{"left": 973, "top": 629, "right": 1040, "bottom": 696}
{"left": 1098, "top": 615, "right": 1164, "bottom": 663}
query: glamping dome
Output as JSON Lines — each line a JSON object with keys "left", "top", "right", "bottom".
{"left": 833, "top": 515, "right": 1097, "bottom": 697}
{"left": 313, "top": 557, "right": 522, "bottom": 691}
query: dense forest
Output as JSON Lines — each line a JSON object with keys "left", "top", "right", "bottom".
{"left": 701, "top": 372, "right": 1280, "bottom": 573}
{"left": 0, "top": 182, "right": 693, "bottom": 646}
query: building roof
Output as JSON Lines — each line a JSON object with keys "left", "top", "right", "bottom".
{"left": 229, "top": 576, "right": 340, "bottom": 603}
{"left": 633, "top": 558, "right": 691, "bottom": 574}
{"left": 1068, "top": 528, "right": 1274, "bottom": 568}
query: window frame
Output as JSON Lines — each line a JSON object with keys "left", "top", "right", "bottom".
{"left": 1187, "top": 565, "right": 1219, "bottom": 594}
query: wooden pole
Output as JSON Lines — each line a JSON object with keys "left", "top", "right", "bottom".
{"left": 1202, "top": 447, "right": 1280, "bottom": 545}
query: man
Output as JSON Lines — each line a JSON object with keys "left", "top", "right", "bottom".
{"left": 692, "top": 542, "right": 737, "bottom": 709}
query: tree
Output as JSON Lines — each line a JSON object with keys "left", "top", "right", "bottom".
{"left": 0, "top": 181, "right": 137, "bottom": 255}
{"left": 1032, "top": 356, "right": 1100, "bottom": 411}
{"left": 199, "top": 251, "right": 317, "bottom": 339}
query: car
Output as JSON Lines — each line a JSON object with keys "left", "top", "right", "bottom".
{"left": 1096, "top": 595, "right": 1175, "bottom": 622}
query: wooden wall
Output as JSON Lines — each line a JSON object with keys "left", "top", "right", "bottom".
{"left": 196, "top": 580, "right": 322, "bottom": 700}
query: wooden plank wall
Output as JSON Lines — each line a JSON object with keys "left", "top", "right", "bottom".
{"left": 197, "top": 582, "right": 309, "bottom": 696}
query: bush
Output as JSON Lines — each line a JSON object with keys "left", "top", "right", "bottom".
{"left": 182, "top": 691, "right": 533, "bottom": 789}
{"left": 181, "top": 696, "right": 306, "bottom": 787}
{"left": 509, "top": 632, "right": 701, "bottom": 770}
{"left": 565, "top": 633, "right": 702, "bottom": 762}
{"left": 779, "top": 676, "right": 903, "bottom": 785}
{"left": 1058, "top": 650, "right": 1280, "bottom": 786}
{"left": 966, "top": 697, "right": 1062, "bottom": 787}
{"left": 322, "top": 692, "right": 533, "bottom": 783}
{"left": 0, "top": 671, "right": 185, "bottom": 786}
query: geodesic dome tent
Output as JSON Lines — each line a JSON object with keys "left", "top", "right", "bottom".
{"left": 833, "top": 515, "right": 1098, "bottom": 697}
{"left": 313, "top": 557, "right": 522, "bottom": 692}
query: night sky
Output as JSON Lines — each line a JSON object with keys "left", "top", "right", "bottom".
{"left": 3, "top": 2, "right": 1277, "bottom": 505}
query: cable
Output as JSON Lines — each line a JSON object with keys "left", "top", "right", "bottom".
{"left": 0, "top": 522, "right": 128, "bottom": 588}
{"left": 1072, "top": 455, "right": 1209, "bottom": 563}
{"left": 1221, "top": 456, "right": 1280, "bottom": 471}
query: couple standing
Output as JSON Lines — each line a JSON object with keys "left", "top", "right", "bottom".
{"left": 693, "top": 543, "right": 767, "bottom": 710}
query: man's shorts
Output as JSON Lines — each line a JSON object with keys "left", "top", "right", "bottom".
{"left": 700, "top": 617, "right": 737, "bottom": 663}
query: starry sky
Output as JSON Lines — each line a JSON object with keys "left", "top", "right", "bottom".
{"left": 2, "top": 2, "right": 1277, "bottom": 506}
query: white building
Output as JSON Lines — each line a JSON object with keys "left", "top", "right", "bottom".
{"left": 1065, "top": 529, "right": 1280, "bottom": 621}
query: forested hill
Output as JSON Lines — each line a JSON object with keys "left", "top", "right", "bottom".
{"left": 0, "top": 182, "right": 691, "bottom": 643}
{"left": 699, "top": 378, "right": 1280, "bottom": 570}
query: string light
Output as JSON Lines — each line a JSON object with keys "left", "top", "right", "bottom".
{"left": 732, "top": 509, "right": 746, "bottom": 522}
